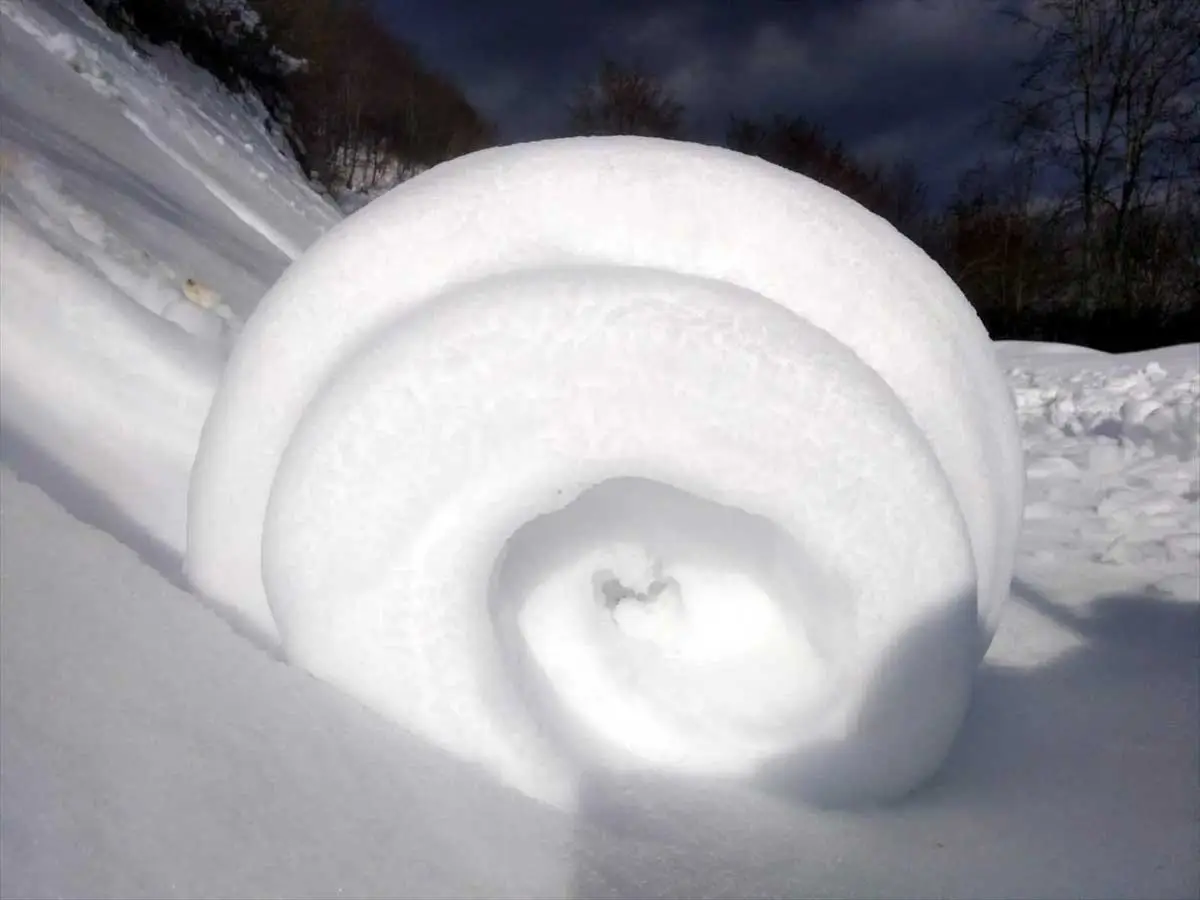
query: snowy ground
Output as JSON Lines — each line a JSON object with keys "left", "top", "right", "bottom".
{"left": 1, "top": 2, "right": 1197, "bottom": 898}
{"left": 0, "top": 0, "right": 339, "bottom": 571}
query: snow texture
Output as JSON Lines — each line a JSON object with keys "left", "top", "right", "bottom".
{"left": 1, "top": 4, "right": 1197, "bottom": 895}
{"left": 187, "top": 136, "right": 1025, "bottom": 809}
{"left": 0, "top": 210, "right": 222, "bottom": 564}
{"left": 0, "top": 0, "right": 336, "bottom": 585}
{"left": 999, "top": 342, "right": 1200, "bottom": 577}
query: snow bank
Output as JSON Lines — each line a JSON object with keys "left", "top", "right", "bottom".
{"left": 1004, "top": 345, "right": 1200, "bottom": 579}
{"left": 187, "top": 136, "right": 1024, "bottom": 809}
{"left": 0, "top": 465, "right": 572, "bottom": 900}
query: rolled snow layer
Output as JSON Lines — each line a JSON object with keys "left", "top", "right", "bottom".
{"left": 186, "top": 136, "right": 1023, "bottom": 809}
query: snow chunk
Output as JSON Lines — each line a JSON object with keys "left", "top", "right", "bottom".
{"left": 187, "top": 137, "right": 1023, "bottom": 809}
{"left": 1010, "top": 346, "right": 1200, "bottom": 572}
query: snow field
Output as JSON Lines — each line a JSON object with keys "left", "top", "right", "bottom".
{"left": 1003, "top": 344, "right": 1199, "bottom": 584}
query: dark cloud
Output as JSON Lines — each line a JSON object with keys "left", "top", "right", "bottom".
{"left": 373, "top": 0, "right": 1034, "bottom": 198}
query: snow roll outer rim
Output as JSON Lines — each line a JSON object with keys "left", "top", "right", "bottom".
{"left": 187, "top": 135, "right": 1023, "bottom": 658}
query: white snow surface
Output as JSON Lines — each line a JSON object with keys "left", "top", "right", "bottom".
{"left": 0, "top": 0, "right": 338, "bottom": 579}
{"left": 1, "top": 3, "right": 1198, "bottom": 898}
{"left": 999, "top": 342, "right": 1200, "bottom": 579}
{"left": 187, "top": 137, "right": 1023, "bottom": 809}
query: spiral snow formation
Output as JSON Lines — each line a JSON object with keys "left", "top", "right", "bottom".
{"left": 186, "top": 137, "right": 1024, "bottom": 810}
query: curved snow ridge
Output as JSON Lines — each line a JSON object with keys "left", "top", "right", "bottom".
{"left": 187, "top": 136, "right": 1023, "bottom": 810}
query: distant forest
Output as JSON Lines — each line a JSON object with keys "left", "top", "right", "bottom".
{"left": 82, "top": 0, "right": 494, "bottom": 191}
{"left": 88, "top": 0, "right": 1197, "bottom": 351}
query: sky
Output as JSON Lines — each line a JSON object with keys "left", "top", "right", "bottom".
{"left": 372, "top": 0, "right": 1035, "bottom": 201}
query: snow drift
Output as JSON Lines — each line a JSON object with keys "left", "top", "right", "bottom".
{"left": 186, "top": 136, "right": 1025, "bottom": 810}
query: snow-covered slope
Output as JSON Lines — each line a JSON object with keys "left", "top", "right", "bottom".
{"left": 0, "top": 465, "right": 574, "bottom": 900}
{"left": 0, "top": 2, "right": 1197, "bottom": 898}
{"left": 0, "top": 0, "right": 339, "bottom": 576}
{"left": 4, "top": 353, "right": 1197, "bottom": 898}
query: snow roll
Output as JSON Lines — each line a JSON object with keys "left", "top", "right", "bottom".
{"left": 186, "top": 136, "right": 1024, "bottom": 810}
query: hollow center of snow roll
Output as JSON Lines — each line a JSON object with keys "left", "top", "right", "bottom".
{"left": 492, "top": 476, "right": 848, "bottom": 775}
{"left": 593, "top": 546, "right": 786, "bottom": 661}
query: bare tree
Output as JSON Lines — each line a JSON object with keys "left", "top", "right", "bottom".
{"left": 568, "top": 58, "right": 686, "bottom": 139}
{"left": 250, "top": 0, "right": 493, "bottom": 192}
{"left": 1005, "top": 0, "right": 1199, "bottom": 313}
{"left": 934, "top": 156, "right": 1071, "bottom": 332}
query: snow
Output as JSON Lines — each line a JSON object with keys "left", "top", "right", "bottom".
{"left": 253, "top": 269, "right": 975, "bottom": 809}
{"left": 187, "top": 136, "right": 1023, "bottom": 669}
{"left": 0, "top": 0, "right": 337, "bottom": 590}
{"left": 3, "top": 464, "right": 1197, "bottom": 899}
{"left": 0, "top": 0, "right": 338, "bottom": 316}
{"left": 1, "top": 1, "right": 1198, "bottom": 898}
{"left": 0, "top": 466, "right": 573, "bottom": 900}
{"left": 0, "top": 211, "right": 220, "bottom": 568}
{"left": 999, "top": 342, "right": 1199, "bottom": 579}
{"left": 188, "top": 140, "right": 1022, "bottom": 810}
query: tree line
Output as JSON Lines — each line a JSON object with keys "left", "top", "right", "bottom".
{"left": 82, "top": 0, "right": 493, "bottom": 195}
{"left": 566, "top": 1, "right": 1198, "bottom": 351}
{"left": 86, "top": 0, "right": 1195, "bottom": 350}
